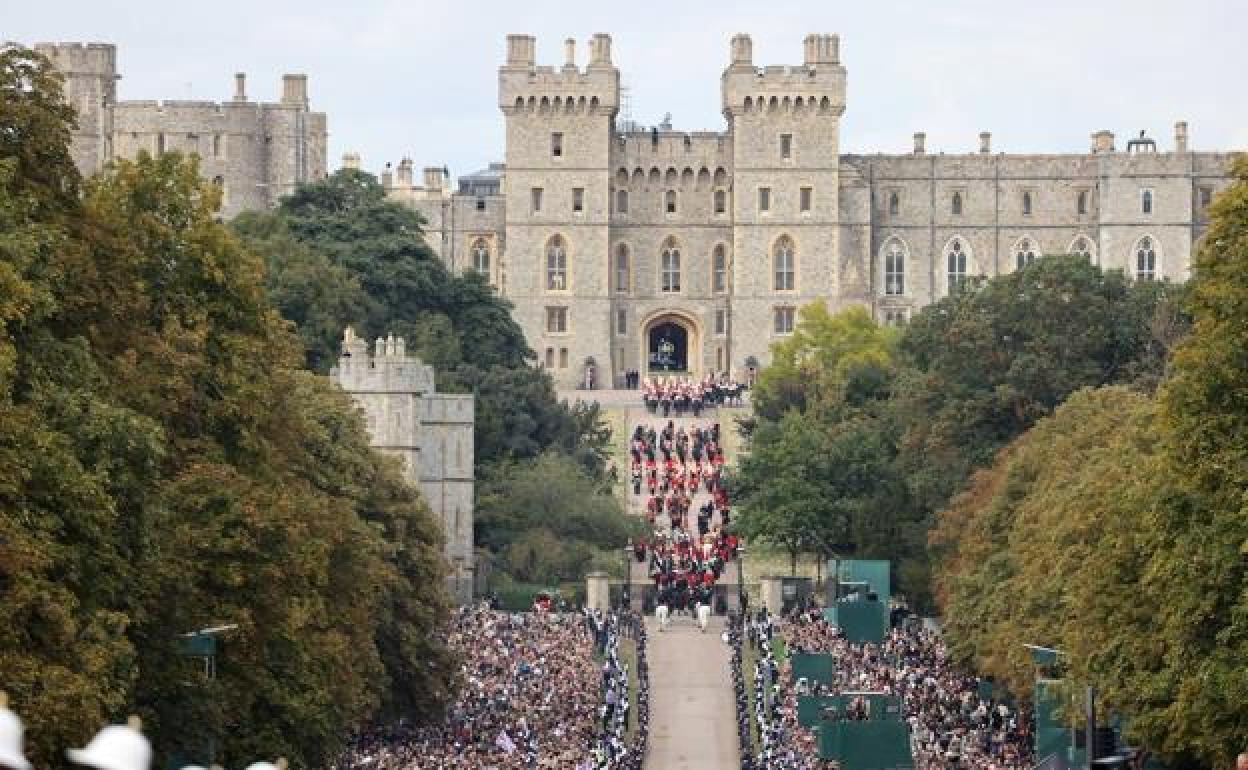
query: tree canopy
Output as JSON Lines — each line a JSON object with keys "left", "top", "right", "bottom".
{"left": 0, "top": 44, "right": 452, "bottom": 769}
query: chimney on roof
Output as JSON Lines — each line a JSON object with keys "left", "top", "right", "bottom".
{"left": 1174, "top": 121, "right": 1189, "bottom": 154}
{"left": 913, "top": 132, "right": 926, "bottom": 155}
{"left": 233, "top": 72, "right": 246, "bottom": 101}
{"left": 979, "top": 131, "right": 992, "bottom": 154}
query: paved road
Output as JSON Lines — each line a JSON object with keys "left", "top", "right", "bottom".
{"left": 644, "top": 615, "right": 740, "bottom": 770}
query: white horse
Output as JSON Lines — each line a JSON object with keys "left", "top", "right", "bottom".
{"left": 696, "top": 602, "right": 711, "bottom": 633}
{"left": 655, "top": 602, "right": 670, "bottom": 631}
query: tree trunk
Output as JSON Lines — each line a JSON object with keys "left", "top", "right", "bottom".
{"left": 789, "top": 547, "right": 798, "bottom": 576}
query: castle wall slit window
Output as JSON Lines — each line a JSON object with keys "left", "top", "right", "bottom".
{"left": 545, "top": 306, "right": 567, "bottom": 334}
{"left": 213, "top": 134, "right": 223, "bottom": 158}
{"left": 714, "top": 189, "right": 726, "bottom": 214}
{"left": 546, "top": 235, "right": 567, "bottom": 290}
{"left": 947, "top": 239, "right": 969, "bottom": 293}
{"left": 885, "top": 240, "right": 905, "bottom": 296}
{"left": 472, "top": 238, "right": 490, "bottom": 274}
{"left": 1200, "top": 186, "right": 1213, "bottom": 208}
{"left": 156, "top": 132, "right": 166, "bottom": 154}
{"left": 616, "top": 309, "right": 627, "bottom": 336}
{"left": 615, "top": 244, "right": 630, "bottom": 293}
{"left": 551, "top": 132, "right": 563, "bottom": 157}
{"left": 617, "top": 188, "right": 629, "bottom": 214}
{"left": 773, "top": 236, "right": 795, "bottom": 291}
{"left": 559, "top": 348, "right": 569, "bottom": 368}
{"left": 888, "top": 191, "right": 899, "bottom": 216}
{"left": 773, "top": 306, "right": 796, "bottom": 335}
{"left": 1077, "top": 190, "right": 1088, "bottom": 215}
{"left": 531, "top": 187, "right": 543, "bottom": 213}
{"left": 758, "top": 187, "right": 771, "bottom": 213}
{"left": 780, "top": 133, "right": 793, "bottom": 160}
{"left": 1135, "top": 236, "right": 1156, "bottom": 281}
{"left": 665, "top": 189, "right": 677, "bottom": 214}
{"left": 952, "top": 191, "right": 963, "bottom": 216}
{"left": 1015, "top": 238, "right": 1037, "bottom": 270}
{"left": 544, "top": 347, "right": 554, "bottom": 368}
{"left": 572, "top": 187, "right": 584, "bottom": 213}
{"left": 712, "top": 244, "right": 727, "bottom": 293}
{"left": 800, "top": 186, "right": 813, "bottom": 214}
{"left": 1141, "top": 188, "right": 1153, "bottom": 214}
{"left": 1022, "top": 191, "right": 1033, "bottom": 216}
{"left": 661, "top": 239, "right": 681, "bottom": 293}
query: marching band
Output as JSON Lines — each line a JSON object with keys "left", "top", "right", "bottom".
{"left": 641, "top": 376, "right": 746, "bottom": 417}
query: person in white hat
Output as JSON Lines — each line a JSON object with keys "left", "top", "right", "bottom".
{"left": 67, "top": 716, "right": 151, "bottom": 770}
{"left": 0, "top": 693, "right": 33, "bottom": 770}
{"left": 244, "top": 758, "right": 287, "bottom": 770}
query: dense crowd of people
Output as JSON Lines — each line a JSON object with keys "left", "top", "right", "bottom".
{"left": 641, "top": 376, "right": 747, "bottom": 416}
{"left": 735, "top": 606, "right": 1034, "bottom": 770}
{"left": 334, "top": 605, "right": 646, "bottom": 769}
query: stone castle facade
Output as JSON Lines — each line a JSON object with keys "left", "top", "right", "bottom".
{"left": 37, "top": 42, "right": 327, "bottom": 219}
{"left": 330, "top": 329, "right": 475, "bottom": 602}
{"left": 382, "top": 33, "right": 1237, "bottom": 389}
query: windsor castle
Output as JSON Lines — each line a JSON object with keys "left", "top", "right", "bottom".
{"left": 39, "top": 35, "right": 1238, "bottom": 392}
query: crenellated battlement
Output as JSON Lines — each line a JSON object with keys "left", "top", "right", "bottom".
{"left": 499, "top": 33, "right": 619, "bottom": 114}
{"left": 721, "top": 33, "right": 846, "bottom": 117}
{"left": 330, "top": 327, "right": 436, "bottom": 395}
{"left": 34, "top": 42, "right": 117, "bottom": 75}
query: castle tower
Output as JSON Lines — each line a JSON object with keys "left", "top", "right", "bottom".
{"left": 33, "top": 43, "right": 118, "bottom": 177}
{"left": 499, "top": 33, "right": 620, "bottom": 386}
{"left": 722, "top": 34, "right": 847, "bottom": 372}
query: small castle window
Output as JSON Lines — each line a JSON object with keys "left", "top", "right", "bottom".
{"left": 712, "top": 244, "right": 728, "bottom": 293}
{"left": 546, "top": 306, "right": 568, "bottom": 334}
{"left": 947, "top": 239, "right": 969, "bottom": 293}
{"left": 1199, "top": 186, "right": 1213, "bottom": 208}
{"left": 1135, "top": 236, "right": 1156, "bottom": 281}
{"left": 213, "top": 134, "right": 223, "bottom": 157}
{"left": 531, "top": 187, "right": 543, "bottom": 213}
{"left": 773, "top": 236, "right": 795, "bottom": 291}
{"left": 773, "top": 306, "right": 796, "bottom": 335}
{"left": 472, "top": 238, "right": 490, "bottom": 275}
{"left": 888, "top": 191, "right": 899, "bottom": 216}
{"left": 546, "top": 235, "right": 567, "bottom": 290}
{"left": 545, "top": 348, "right": 555, "bottom": 368}
{"left": 1141, "top": 189, "right": 1153, "bottom": 214}
{"left": 559, "top": 348, "right": 569, "bottom": 369}
{"left": 715, "top": 309, "right": 727, "bottom": 335}
{"left": 758, "top": 187, "right": 771, "bottom": 213}
{"left": 661, "top": 239, "right": 681, "bottom": 292}
{"left": 615, "top": 244, "right": 630, "bottom": 293}
{"left": 156, "top": 133, "right": 166, "bottom": 154}
{"left": 885, "top": 240, "right": 905, "bottom": 296}
{"left": 780, "top": 133, "right": 793, "bottom": 160}
{"left": 1077, "top": 190, "right": 1088, "bottom": 216}
{"left": 665, "top": 190, "right": 677, "bottom": 214}
{"left": 800, "top": 187, "right": 813, "bottom": 214}
{"left": 1071, "top": 238, "right": 1092, "bottom": 260}
{"left": 617, "top": 189, "right": 629, "bottom": 214}
{"left": 1015, "top": 238, "right": 1037, "bottom": 270}
{"left": 572, "top": 187, "right": 584, "bottom": 213}
{"left": 714, "top": 189, "right": 726, "bottom": 214}
{"left": 616, "top": 309, "right": 627, "bottom": 336}
{"left": 952, "top": 192, "right": 963, "bottom": 216}
{"left": 1022, "top": 191, "right": 1033, "bottom": 216}
{"left": 551, "top": 132, "right": 563, "bottom": 157}
{"left": 476, "top": 197, "right": 486, "bottom": 211}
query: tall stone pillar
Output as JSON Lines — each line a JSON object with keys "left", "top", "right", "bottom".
{"left": 587, "top": 571, "right": 611, "bottom": 612}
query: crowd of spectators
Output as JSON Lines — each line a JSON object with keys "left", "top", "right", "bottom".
{"left": 737, "top": 607, "right": 1034, "bottom": 770}
{"left": 334, "top": 604, "right": 647, "bottom": 769}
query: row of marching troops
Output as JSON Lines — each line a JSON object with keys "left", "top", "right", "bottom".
{"left": 642, "top": 376, "right": 747, "bottom": 417}
{"left": 0, "top": 695, "right": 283, "bottom": 770}
{"left": 630, "top": 423, "right": 726, "bottom": 485}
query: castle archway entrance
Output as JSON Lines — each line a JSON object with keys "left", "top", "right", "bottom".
{"left": 642, "top": 311, "right": 700, "bottom": 378}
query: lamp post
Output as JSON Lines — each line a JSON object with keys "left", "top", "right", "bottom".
{"left": 177, "top": 624, "right": 239, "bottom": 765}
{"left": 621, "top": 542, "right": 633, "bottom": 611}
{"left": 736, "top": 545, "right": 747, "bottom": 618}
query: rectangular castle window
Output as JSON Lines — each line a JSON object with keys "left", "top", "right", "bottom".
{"left": 572, "top": 187, "right": 584, "bottom": 213}
{"left": 559, "top": 348, "right": 569, "bottom": 369}
{"left": 800, "top": 186, "right": 813, "bottom": 213}
{"left": 156, "top": 133, "right": 166, "bottom": 154}
{"left": 1200, "top": 186, "right": 1213, "bottom": 208}
{"left": 758, "top": 187, "right": 771, "bottom": 213}
{"left": 714, "top": 189, "right": 726, "bottom": 214}
{"left": 780, "top": 133, "right": 793, "bottom": 160}
{"left": 546, "top": 306, "right": 568, "bottom": 334}
{"left": 551, "top": 132, "right": 563, "bottom": 157}
{"left": 616, "top": 309, "right": 627, "bottom": 336}
{"left": 213, "top": 134, "right": 223, "bottom": 158}
{"left": 545, "top": 347, "right": 554, "bottom": 368}
{"left": 715, "top": 309, "right": 726, "bottom": 335}
{"left": 1141, "top": 188, "right": 1154, "bottom": 215}
{"left": 531, "top": 187, "right": 543, "bottom": 213}
{"left": 476, "top": 197, "right": 486, "bottom": 211}
{"left": 773, "top": 306, "right": 795, "bottom": 335}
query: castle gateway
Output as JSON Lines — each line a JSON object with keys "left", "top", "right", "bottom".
{"left": 375, "top": 33, "right": 1236, "bottom": 390}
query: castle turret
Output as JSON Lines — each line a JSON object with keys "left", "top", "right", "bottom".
{"left": 33, "top": 42, "right": 118, "bottom": 176}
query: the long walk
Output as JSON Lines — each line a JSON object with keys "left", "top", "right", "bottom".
{"left": 644, "top": 615, "right": 739, "bottom": 770}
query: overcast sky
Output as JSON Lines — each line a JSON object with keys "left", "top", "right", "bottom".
{"left": 9, "top": 0, "right": 1245, "bottom": 180}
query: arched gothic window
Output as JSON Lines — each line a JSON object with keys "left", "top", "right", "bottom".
{"left": 1135, "top": 236, "right": 1156, "bottom": 281}
{"left": 1022, "top": 191, "right": 1033, "bottom": 216}
{"left": 884, "top": 240, "right": 905, "bottom": 296}
{"left": 952, "top": 192, "right": 963, "bottom": 216}
{"left": 712, "top": 244, "right": 728, "bottom": 293}
{"left": 472, "top": 238, "right": 490, "bottom": 275}
{"left": 1015, "top": 238, "right": 1037, "bottom": 270}
{"left": 888, "top": 192, "right": 900, "bottom": 216}
{"left": 617, "top": 189, "right": 629, "bottom": 214}
{"left": 773, "top": 236, "right": 795, "bottom": 291}
{"left": 660, "top": 239, "right": 681, "bottom": 292}
{"left": 947, "top": 239, "right": 969, "bottom": 293}
{"left": 615, "top": 244, "right": 630, "bottom": 293}
{"left": 546, "top": 235, "right": 568, "bottom": 290}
